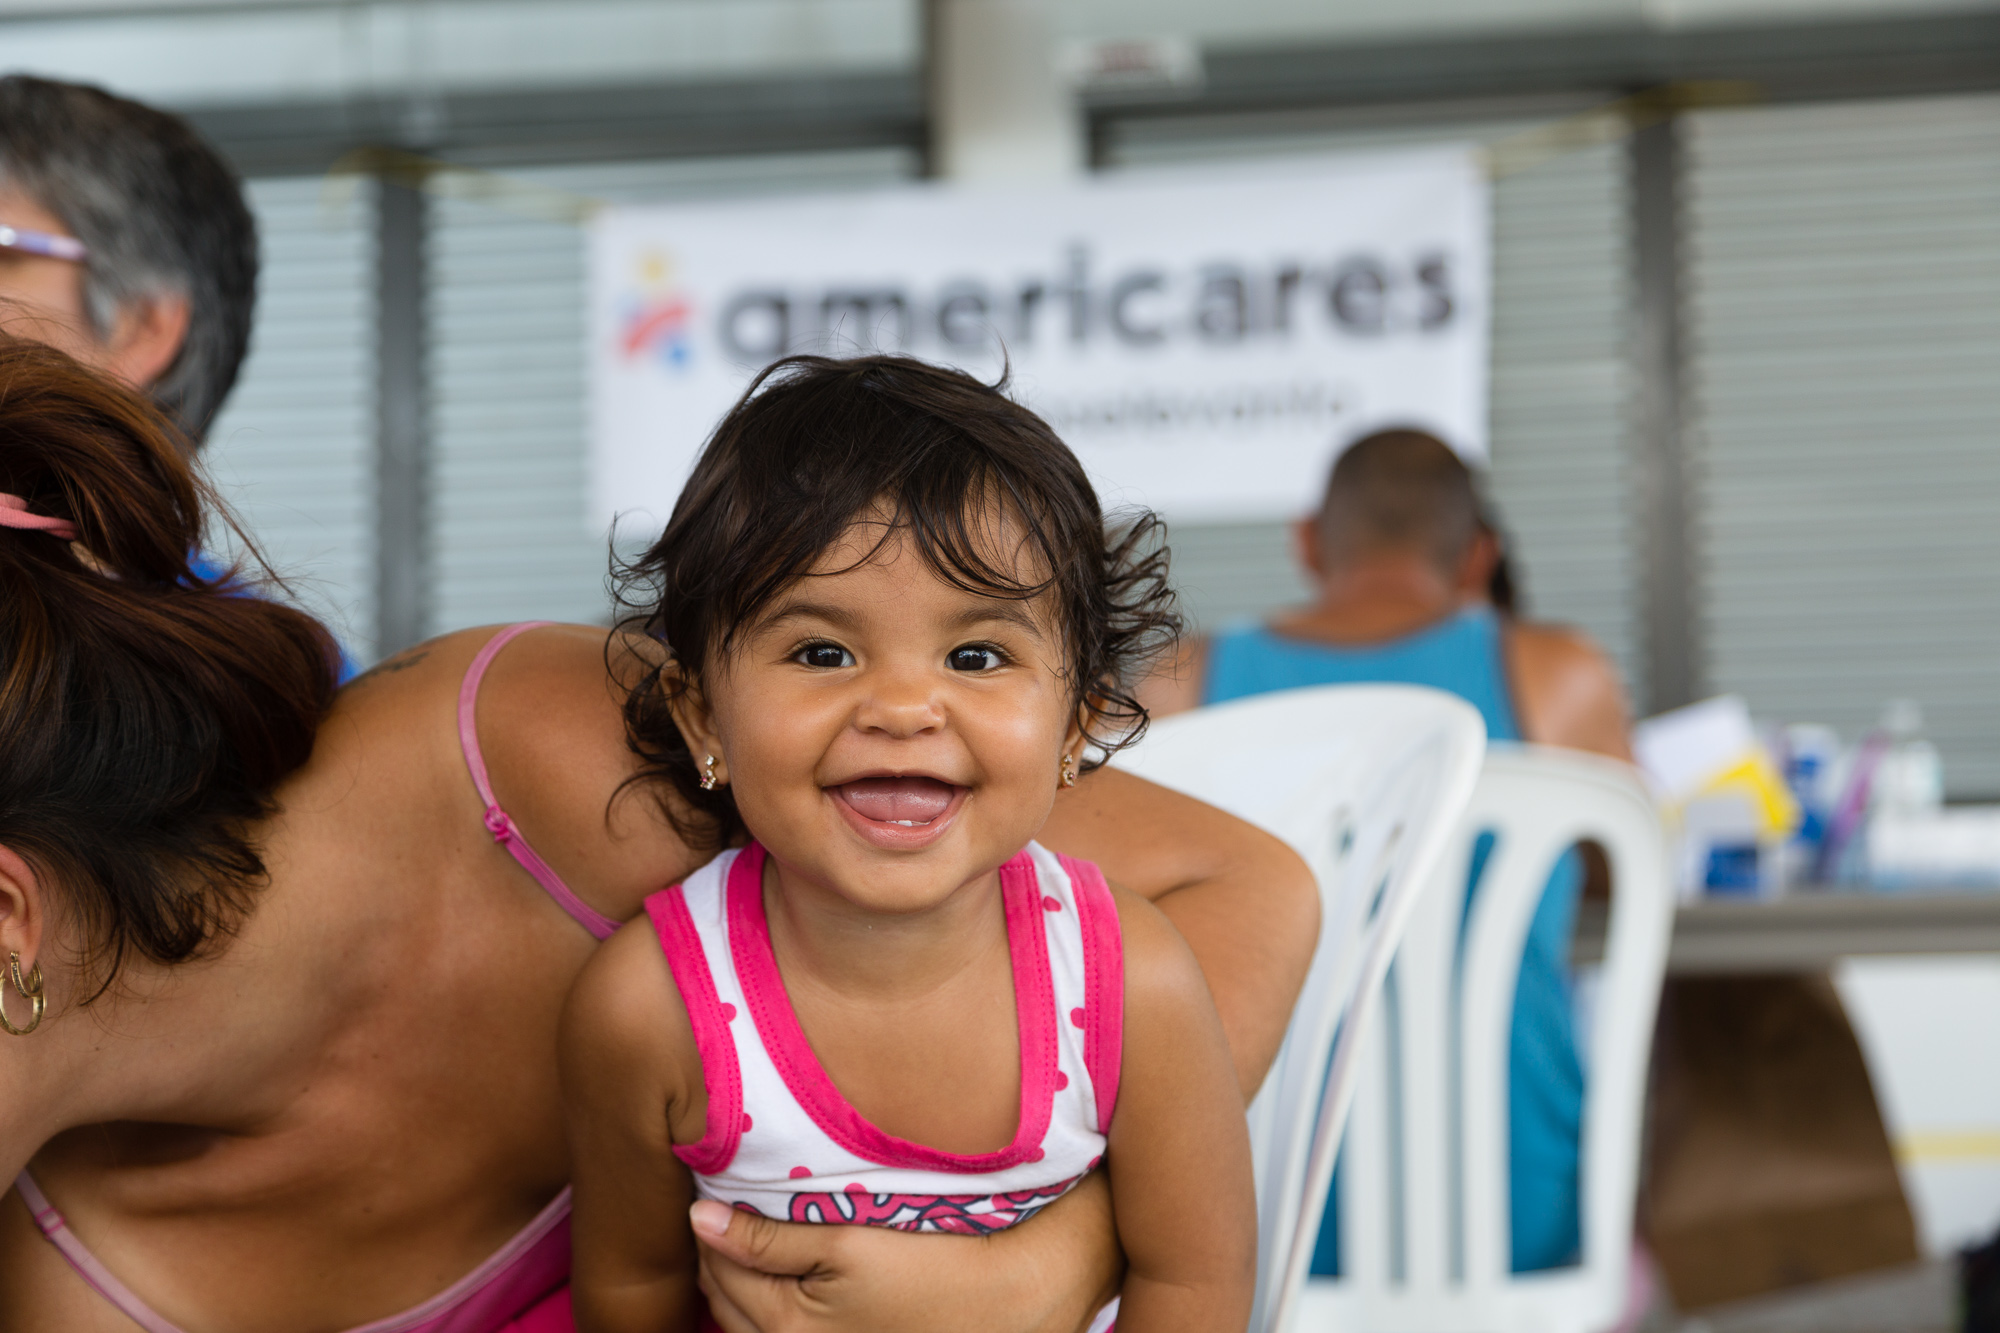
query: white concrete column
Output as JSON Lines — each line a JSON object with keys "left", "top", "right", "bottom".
{"left": 928, "top": 0, "right": 1083, "bottom": 182}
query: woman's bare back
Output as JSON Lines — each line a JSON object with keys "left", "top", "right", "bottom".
{"left": 2, "top": 625, "right": 696, "bottom": 1331}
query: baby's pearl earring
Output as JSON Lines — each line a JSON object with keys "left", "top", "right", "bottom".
{"left": 700, "top": 754, "right": 719, "bottom": 791}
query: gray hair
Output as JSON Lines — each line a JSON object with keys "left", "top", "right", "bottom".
{"left": 0, "top": 75, "right": 256, "bottom": 443}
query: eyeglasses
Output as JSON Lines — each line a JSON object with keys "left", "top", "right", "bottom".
{"left": 0, "top": 225, "right": 86, "bottom": 263}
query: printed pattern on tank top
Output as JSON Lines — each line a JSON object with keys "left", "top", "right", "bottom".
{"left": 644, "top": 841, "right": 1123, "bottom": 1235}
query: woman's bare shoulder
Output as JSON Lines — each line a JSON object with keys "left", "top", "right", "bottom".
{"left": 1503, "top": 619, "right": 1634, "bottom": 760}
{"left": 455, "top": 623, "right": 649, "bottom": 802}
{"left": 291, "top": 628, "right": 503, "bottom": 808}
{"left": 308, "top": 623, "right": 702, "bottom": 919}
{"left": 326, "top": 623, "right": 625, "bottom": 765}
{"left": 431, "top": 623, "right": 706, "bottom": 915}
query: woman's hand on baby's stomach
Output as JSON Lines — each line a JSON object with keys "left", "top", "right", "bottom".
{"left": 692, "top": 1173, "right": 1122, "bottom": 1333}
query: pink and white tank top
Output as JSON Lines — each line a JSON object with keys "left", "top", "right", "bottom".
{"left": 645, "top": 840, "right": 1123, "bottom": 1234}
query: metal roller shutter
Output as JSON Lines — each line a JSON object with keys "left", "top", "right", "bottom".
{"left": 202, "top": 174, "right": 376, "bottom": 661}
{"left": 1685, "top": 93, "right": 2000, "bottom": 797}
{"left": 1487, "top": 135, "right": 1638, "bottom": 697}
{"left": 428, "top": 149, "right": 920, "bottom": 635}
{"left": 1102, "top": 107, "right": 1639, "bottom": 692}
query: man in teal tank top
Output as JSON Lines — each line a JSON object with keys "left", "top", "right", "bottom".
{"left": 1143, "top": 430, "right": 1634, "bottom": 1275}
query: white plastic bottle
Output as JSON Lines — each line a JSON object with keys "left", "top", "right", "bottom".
{"left": 1872, "top": 699, "right": 1944, "bottom": 818}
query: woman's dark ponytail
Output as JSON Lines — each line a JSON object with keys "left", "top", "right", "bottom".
{"left": 0, "top": 337, "right": 339, "bottom": 991}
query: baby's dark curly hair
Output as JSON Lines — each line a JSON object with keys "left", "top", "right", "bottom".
{"left": 612, "top": 353, "right": 1181, "bottom": 852}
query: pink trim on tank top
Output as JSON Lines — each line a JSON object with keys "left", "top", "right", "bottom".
{"left": 496, "top": 1285, "right": 573, "bottom": 1332}
{"left": 13, "top": 1171, "right": 571, "bottom": 1333}
{"left": 647, "top": 881, "right": 746, "bottom": 1175}
{"left": 727, "top": 842, "right": 1060, "bottom": 1174}
{"left": 1060, "top": 855, "right": 1124, "bottom": 1134}
{"left": 459, "top": 622, "right": 620, "bottom": 941}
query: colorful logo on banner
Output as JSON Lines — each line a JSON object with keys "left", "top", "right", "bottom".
{"left": 619, "top": 249, "right": 695, "bottom": 370}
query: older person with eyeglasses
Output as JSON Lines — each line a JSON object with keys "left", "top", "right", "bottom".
{"left": 0, "top": 74, "right": 253, "bottom": 445}
{"left": 0, "top": 74, "right": 365, "bottom": 671}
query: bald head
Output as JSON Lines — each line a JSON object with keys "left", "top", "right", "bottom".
{"left": 1313, "top": 429, "right": 1479, "bottom": 574}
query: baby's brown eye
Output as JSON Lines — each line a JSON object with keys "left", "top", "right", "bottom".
{"left": 798, "top": 643, "right": 854, "bottom": 669}
{"left": 948, "top": 646, "right": 1003, "bottom": 672}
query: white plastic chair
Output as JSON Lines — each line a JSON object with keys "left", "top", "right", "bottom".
{"left": 1299, "top": 744, "right": 1674, "bottom": 1333}
{"left": 1115, "top": 684, "right": 1487, "bottom": 1333}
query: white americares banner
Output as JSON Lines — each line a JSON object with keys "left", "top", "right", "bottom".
{"left": 589, "top": 147, "right": 1488, "bottom": 529}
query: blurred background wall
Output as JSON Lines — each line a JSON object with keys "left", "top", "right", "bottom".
{"left": 3, "top": 0, "right": 1998, "bottom": 793}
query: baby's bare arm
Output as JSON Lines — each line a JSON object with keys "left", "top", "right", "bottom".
{"left": 562, "top": 921, "right": 707, "bottom": 1333}
{"left": 1106, "top": 887, "right": 1258, "bottom": 1332}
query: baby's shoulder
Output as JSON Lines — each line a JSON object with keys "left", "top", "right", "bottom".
{"left": 562, "top": 902, "right": 705, "bottom": 1119}
{"left": 1099, "top": 877, "right": 1213, "bottom": 1014}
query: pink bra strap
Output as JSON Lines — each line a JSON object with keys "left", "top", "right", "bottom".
{"left": 15, "top": 1171, "right": 188, "bottom": 1333}
{"left": 459, "top": 623, "right": 620, "bottom": 941}
{"left": 16, "top": 1168, "right": 573, "bottom": 1333}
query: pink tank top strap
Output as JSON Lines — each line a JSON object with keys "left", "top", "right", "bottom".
{"left": 15, "top": 1171, "right": 187, "bottom": 1333}
{"left": 1058, "top": 853, "right": 1124, "bottom": 1134}
{"left": 16, "top": 1169, "right": 573, "bottom": 1333}
{"left": 459, "top": 622, "right": 620, "bottom": 941}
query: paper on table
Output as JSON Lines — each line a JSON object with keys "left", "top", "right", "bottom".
{"left": 1634, "top": 695, "right": 1758, "bottom": 800}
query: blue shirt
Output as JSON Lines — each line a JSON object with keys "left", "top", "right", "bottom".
{"left": 1204, "top": 608, "right": 1584, "bottom": 1274}
{"left": 188, "top": 550, "right": 359, "bottom": 684}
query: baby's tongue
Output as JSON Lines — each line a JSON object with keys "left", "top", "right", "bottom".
{"left": 835, "top": 776, "right": 956, "bottom": 825}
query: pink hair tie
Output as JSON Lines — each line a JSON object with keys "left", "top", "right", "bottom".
{"left": 0, "top": 493, "right": 79, "bottom": 541}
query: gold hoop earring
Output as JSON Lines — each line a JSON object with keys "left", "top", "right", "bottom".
{"left": 2, "top": 951, "right": 44, "bottom": 1037}
{"left": 699, "top": 754, "right": 719, "bottom": 792}
{"left": 1060, "top": 755, "right": 1077, "bottom": 789}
